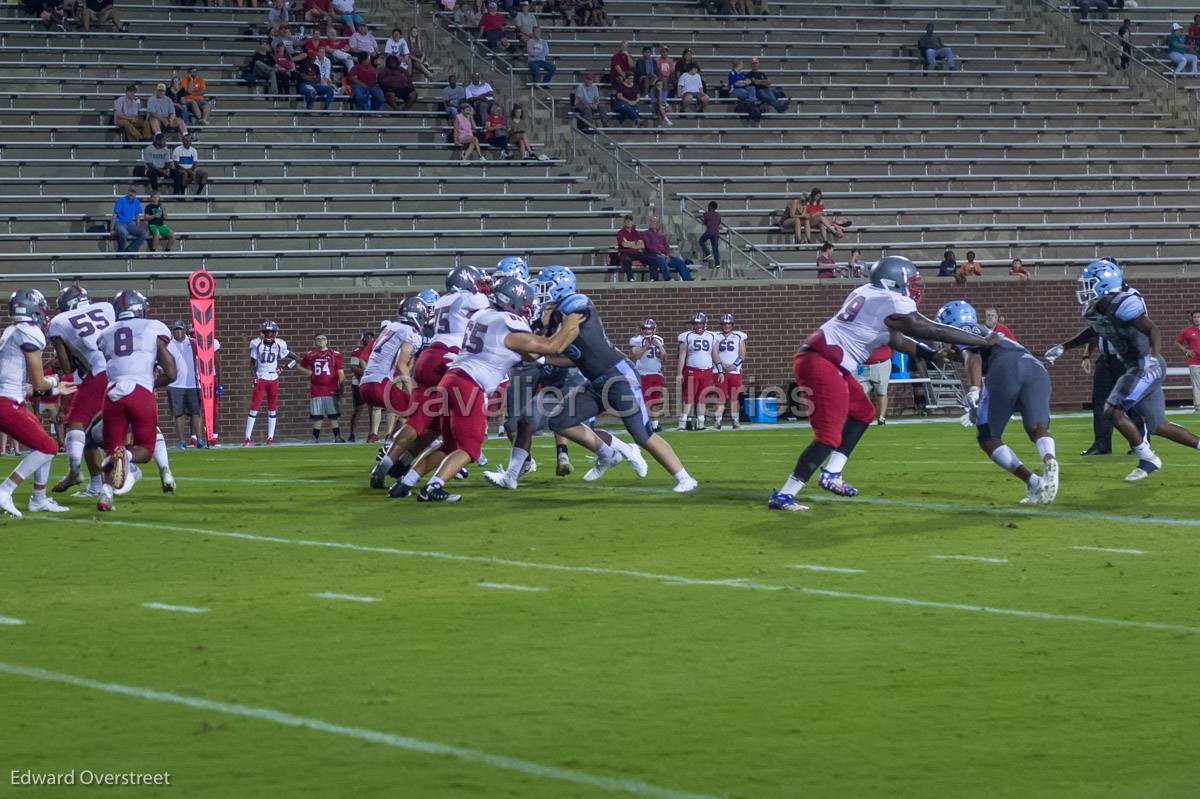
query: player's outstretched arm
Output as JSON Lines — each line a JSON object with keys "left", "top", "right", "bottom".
{"left": 508, "top": 313, "right": 581, "bottom": 356}
{"left": 155, "top": 339, "right": 177, "bottom": 388}
{"left": 1044, "top": 326, "right": 1097, "bottom": 365}
{"left": 886, "top": 312, "right": 991, "bottom": 349}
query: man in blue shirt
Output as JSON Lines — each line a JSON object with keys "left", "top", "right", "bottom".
{"left": 727, "top": 60, "right": 756, "bottom": 103}
{"left": 111, "top": 184, "right": 148, "bottom": 253}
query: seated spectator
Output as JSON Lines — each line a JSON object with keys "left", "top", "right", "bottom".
{"left": 956, "top": 250, "right": 982, "bottom": 284}
{"left": 675, "top": 48, "right": 701, "bottom": 79}
{"left": 676, "top": 63, "right": 707, "bottom": 112}
{"left": 441, "top": 74, "right": 467, "bottom": 119}
{"left": 610, "top": 40, "right": 632, "bottom": 86}
{"left": 36, "top": 0, "right": 66, "bottom": 30}
{"left": 378, "top": 55, "right": 417, "bottom": 110}
{"left": 454, "top": 102, "right": 483, "bottom": 160}
{"left": 331, "top": 0, "right": 364, "bottom": 29}
{"left": 1189, "top": 15, "right": 1200, "bottom": 51}
{"left": 167, "top": 76, "right": 196, "bottom": 124}
{"left": 297, "top": 56, "right": 335, "bottom": 109}
{"left": 303, "top": 0, "right": 334, "bottom": 27}
{"left": 526, "top": 27, "right": 556, "bottom": 84}
{"left": 578, "top": 0, "right": 606, "bottom": 27}
{"left": 642, "top": 218, "right": 694, "bottom": 281}
{"left": 181, "top": 68, "right": 211, "bottom": 124}
{"left": 698, "top": 200, "right": 721, "bottom": 267}
{"left": 650, "top": 78, "right": 670, "bottom": 126}
{"left": 140, "top": 132, "right": 172, "bottom": 191}
{"left": 918, "top": 23, "right": 955, "bottom": 70}
{"left": 147, "top": 83, "right": 187, "bottom": 138}
{"left": 171, "top": 134, "right": 209, "bottom": 196}
{"left": 81, "top": 0, "right": 124, "bottom": 32}
{"left": 508, "top": 103, "right": 546, "bottom": 160}
{"left": 454, "top": 0, "right": 482, "bottom": 34}
{"left": 555, "top": 0, "right": 579, "bottom": 26}
{"left": 815, "top": 242, "right": 836, "bottom": 278}
{"left": 405, "top": 27, "right": 434, "bottom": 80}
{"left": 311, "top": 46, "right": 335, "bottom": 93}
{"left": 779, "top": 197, "right": 805, "bottom": 245}
{"left": 1009, "top": 257, "right": 1031, "bottom": 282}
{"left": 747, "top": 57, "right": 787, "bottom": 112}
{"left": 482, "top": 105, "right": 509, "bottom": 157}
{"left": 144, "top": 192, "right": 177, "bottom": 252}
{"left": 348, "top": 22, "right": 378, "bottom": 60}
{"left": 937, "top": 249, "right": 957, "bottom": 277}
{"left": 574, "top": 72, "right": 601, "bottom": 130}
{"left": 315, "top": 21, "right": 355, "bottom": 69}
{"left": 514, "top": 1, "right": 537, "bottom": 42}
{"left": 266, "top": 0, "right": 289, "bottom": 28}
{"left": 616, "top": 215, "right": 652, "bottom": 281}
{"left": 383, "top": 27, "right": 410, "bottom": 60}
{"left": 465, "top": 72, "right": 496, "bottom": 124}
{"left": 248, "top": 41, "right": 281, "bottom": 93}
{"left": 114, "top": 85, "right": 152, "bottom": 141}
{"left": 111, "top": 184, "right": 148, "bottom": 252}
{"left": 612, "top": 73, "right": 640, "bottom": 125}
{"left": 1167, "top": 23, "right": 1199, "bottom": 74}
{"left": 348, "top": 53, "right": 384, "bottom": 110}
{"left": 271, "top": 43, "right": 297, "bottom": 95}
{"left": 727, "top": 60, "right": 756, "bottom": 103}
{"left": 803, "top": 188, "right": 835, "bottom": 244}
{"left": 633, "top": 47, "right": 656, "bottom": 96}
{"left": 480, "top": 2, "right": 506, "bottom": 51}
{"left": 655, "top": 47, "right": 676, "bottom": 94}
{"left": 848, "top": 248, "right": 869, "bottom": 278}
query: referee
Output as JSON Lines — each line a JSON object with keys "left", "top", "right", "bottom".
{"left": 1080, "top": 336, "right": 1123, "bottom": 456}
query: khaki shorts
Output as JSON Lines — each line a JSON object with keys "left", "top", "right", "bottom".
{"left": 857, "top": 360, "right": 891, "bottom": 396}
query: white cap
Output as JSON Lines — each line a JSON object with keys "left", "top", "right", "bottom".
{"left": 1173, "top": 22, "right": 1182, "bottom": 30}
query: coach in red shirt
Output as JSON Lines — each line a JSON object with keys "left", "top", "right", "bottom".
{"left": 1175, "top": 309, "right": 1200, "bottom": 410}
{"left": 298, "top": 334, "right": 346, "bottom": 442}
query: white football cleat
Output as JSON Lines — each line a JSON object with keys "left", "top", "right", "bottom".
{"left": 96, "top": 484, "right": 115, "bottom": 512}
{"left": 673, "top": 475, "right": 699, "bottom": 493}
{"left": 28, "top": 495, "right": 69, "bottom": 513}
{"left": 483, "top": 469, "right": 518, "bottom": 490}
{"left": 555, "top": 453, "right": 572, "bottom": 477}
{"left": 1019, "top": 476, "right": 1042, "bottom": 505}
{"left": 1125, "top": 454, "right": 1162, "bottom": 482}
{"left": 583, "top": 451, "right": 624, "bottom": 482}
{"left": 625, "top": 446, "right": 648, "bottom": 478}
{"left": 1038, "top": 458, "right": 1059, "bottom": 503}
{"left": 72, "top": 485, "right": 101, "bottom": 498}
{"left": 114, "top": 463, "right": 141, "bottom": 496}
{"left": 160, "top": 466, "right": 176, "bottom": 494}
{"left": 523, "top": 457, "right": 537, "bottom": 474}
{"left": 0, "top": 492, "right": 22, "bottom": 519}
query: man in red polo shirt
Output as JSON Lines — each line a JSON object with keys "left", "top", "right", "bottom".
{"left": 984, "top": 307, "right": 1017, "bottom": 342}
{"left": 1176, "top": 309, "right": 1200, "bottom": 410}
{"left": 298, "top": 334, "right": 345, "bottom": 443}
{"left": 616, "top": 215, "right": 653, "bottom": 282}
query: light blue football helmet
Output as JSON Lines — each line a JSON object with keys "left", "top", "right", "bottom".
{"left": 1076, "top": 258, "right": 1122, "bottom": 306}
{"left": 936, "top": 299, "right": 978, "bottom": 328}
{"left": 494, "top": 256, "right": 530, "bottom": 281}
{"left": 417, "top": 288, "right": 440, "bottom": 305}
{"left": 535, "top": 265, "right": 576, "bottom": 305}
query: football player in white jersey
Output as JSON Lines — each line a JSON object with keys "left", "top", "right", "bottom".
{"left": 47, "top": 285, "right": 116, "bottom": 493}
{"left": 713, "top": 313, "right": 748, "bottom": 430}
{"left": 676, "top": 312, "right": 719, "bottom": 431}
{"left": 629, "top": 318, "right": 665, "bottom": 433}
{"left": 0, "top": 290, "right": 77, "bottom": 518}
{"left": 366, "top": 296, "right": 433, "bottom": 488}
{"left": 95, "top": 290, "right": 175, "bottom": 512}
{"left": 391, "top": 277, "right": 578, "bottom": 502}
{"left": 243, "top": 320, "right": 299, "bottom": 446}
{"left": 768, "top": 256, "right": 997, "bottom": 512}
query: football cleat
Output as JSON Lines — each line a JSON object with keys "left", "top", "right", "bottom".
{"left": 626, "top": 446, "right": 648, "bottom": 478}
{"left": 1038, "top": 459, "right": 1059, "bottom": 503}
{"left": 767, "top": 490, "right": 809, "bottom": 512}
{"left": 454, "top": 467, "right": 469, "bottom": 480}
{"left": 0, "top": 492, "right": 22, "bottom": 519}
{"left": 818, "top": 469, "right": 858, "bottom": 497}
{"left": 114, "top": 463, "right": 141, "bottom": 496}
{"left": 476, "top": 453, "right": 488, "bottom": 467}
{"left": 731, "top": 419, "right": 741, "bottom": 429}
{"left": 366, "top": 433, "right": 379, "bottom": 444}
{"left": 583, "top": 450, "right": 624, "bottom": 482}
{"left": 176, "top": 441, "right": 187, "bottom": 450}
{"left": 160, "top": 466, "right": 176, "bottom": 494}
{"left": 417, "top": 484, "right": 461, "bottom": 502}
{"left": 104, "top": 446, "right": 127, "bottom": 491}
{"left": 1019, "top": 475, "right": 1043, "bottom": 505}
{"left": 388, "top": 481, "right": 412, "bottom": 499}
{"left": 52, "top": 468, "right": 82, "bottom": 493}
{"left": 522, "top": 457, "right": 537, "bottom": 475}
{"left": 714, "top": 418, "right": 723, "bottom": 430}
{"left": 483, "top": 469, "right": 519, "bottom": 490}
{"left": 242, "top": 438, "right": 252, "bottom": 447}
{"left": 556, "top": 453, "right": 573, "bottom": 477}
{"left": 72, "top": 486, "right": 101, "bottom": 498}
{"left": 333, "top": 436, "right": 346, "bottom": 443}
{"left": 1125, "top": 455, "right": 1162, "bottom": 482}
{"left": 96, "top": 484, "right": 115, "bottom": 512}
{"left": 266, "top": 437, "right": 274, "bottom": 446}
{"left": 28, "top": 495, "right": 69, "bottom": 513}
{"left": 369, "top": 460, "right": 390, "bottom": 489}
{"left": 673, "top": 475, "right": 699, "bottom": 493}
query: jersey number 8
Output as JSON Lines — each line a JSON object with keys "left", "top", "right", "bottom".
{"left": 113, "top": 326, "right": 135, "bottom": 357}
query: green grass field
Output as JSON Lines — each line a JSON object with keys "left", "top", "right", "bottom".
{"left": 3, "top": 415, "right": 1200, "bottom": 798}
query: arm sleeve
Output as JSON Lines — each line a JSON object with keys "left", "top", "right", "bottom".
{"left": 558, "top": 294, "right": 589, "bottom": 314}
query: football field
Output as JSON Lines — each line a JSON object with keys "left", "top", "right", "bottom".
{"left": 3, "top": 416, "right": 1199, "bottom": 798}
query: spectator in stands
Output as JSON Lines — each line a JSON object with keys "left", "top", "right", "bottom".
{"left": 848, "top": 248, "right": 868, "bottom": 278}
{"left": 698, "top": 201, "right": 721, "bottom": 267}
{"left": 114, "top": 85, "right": 152, "bottom": 141}
{"left": 642, "top": 218, "right": 694, "bottom": 281}
{"left": 651, "top": 78, "right": 671, "bottom": 126}
{"left": 266, "top": 0, "right": 289, "bottom": 31}
{"left": 144, "top": 191, "right": 177, "bottom": 252}
{"left": 803, "top": 188, "right": 836, "bottom": 244}
{"left": 815, "top": 242, "right": 836, "bottom": 278}
{"left": 454, "top": 102, "right": 484, "bottom": 160}
{"left": 779, "top": 198, "right": 806, "bottom": 245}
{"left": 465, "top": 72, "right": 496, "bottom": 124}
{"left": 526, "top": 26, "right": 556, "bottom": 84}
{"left": 919, "top": 23, "right": 955, "bottom": 71}
{"left": 616, "top": 215, "right": 650, "bottom": 281}
{"left": 348, "top": 53, "right": 384, "bottom": 110}
{"left": 383, "top": 27, "right": 410, "bottom": 60}
{"left": 312, "top": 46, "right": 335, "bottom": 91}
{"left": 579, "top": 0, "right": 606, "bottom": 27}
{"left": 379, "top": 55, "right": 417, "bottom": 110}
{"left": 984, "top": 308, "right": 1015, "bottom": 340}
{"left": 955, "top": 250, "right": 982, "bottom": 284}
{"left": 171, "top": 134, "right": 208, "bottom": 196}
{"left": 937, "top": 249, "right": 957, "bottom": 277}
{"left": 303, "top": 0, "right": 334, "bottom": 28}
{"left": 656, "top": 47, "right": 677, "bottom": 94}
{"left": 332, "top": 0, "right": 364, "bottom": 29}
{"left": 318, "top": 20, "right": 355, "bottom": 69}
{"left": 82, "top": 0, "right": 124, "bottom": 32}
{"left": 141, "top": 132, "right": 172, "bottom": 191}
{"left": 634, "top": 47, "right": 656, "bottom": 96}
{"left": 441, "top": 74, "right": 466, "bottom": 119}
{"left": 747, "top": 57, "right": 787, "bottom": 112}
{"left": 727, "top": 60, "right": 756, "bottom": 103}
{"left": 167, "top": 76, "right": 196, "bottom": 124}
{"left": 482, "top": 105, "right": 509, "bottom": 157}
{"left": 675, "top": 48, "right": 701, "bottom": 79}
{"left": 297, "top": 55, "right": 335, "bottom": 109}
{"left": 248, "top": 41, "right": 281, "bottom": 93}
{"left": 555, "top": 0, "right": 579, "bottom": 26}
{"left": 1117, "top": 18, "right": 1132, "bottom": 70}
{"left": 480, "top": 2, "right": 506, "bottom": 51}
{"left": 348, "top": 23, "right": 378, "bottom": 60}
{"left": 406, "top": 27, "right": 435, "bottom": 80}
{"left": 610, "top": 41, "right": 632, "bottom": 86}
{"left": 181, "top": 68, "right": 211, "bottom": 124}
{"left": 514, "top": 1, "right": 537, "bottom": 43}
{"left": 1175, "top": 310, "right": 1200, "bottom": 410}
{"left": 574, "top": 72, "right": 601, "bottom": 130}
{"left": 1009, "top": 257, "right": 1031, "bottom": 282}
{"left": 147, "top": 83, "right": 188, "bottom": 138}
{"left": 1167, "top": 23, "right": 1198, "bottom": 74}
{"left": 612, "top": 73, "right": 640, "bottom": 125}
{"left": 36, "top": 0, "right": 67, "bottom": 29}
{"left": 677, "top": 63, "right": 708, "bottom": 112}
{"left": 111, "top": 184, "right": 148, "bottom": 252}
{"left": 271, "top": 43, "right": 297, "bottom": 95}
{"left": 1189, "top": 16, "right": 1200, "bottom": 52}
{"left": 509, "top": 103, "right": 544, "bottom": 160}
{"left": 454, "top": 0, "right": 482, "bottom": 34}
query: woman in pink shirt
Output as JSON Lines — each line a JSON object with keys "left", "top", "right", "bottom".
{"left": 454, "top": 103, "right": 482, "bottom": 160}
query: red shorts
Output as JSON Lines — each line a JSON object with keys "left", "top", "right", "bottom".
{"left": 437, "top": 368, "right": 487, "bottom": 461}
{"left": 715, "top": 372, "right": 743, "bottom": 403}
{"left": 249, "top": 378, "right": 280, "bottom": 411}
{"left": 358, "top": 379, "right": 411, "bottom": 415}
{"left": 640, "top": 373, "right": 664, "bottom": 409}
{"left": 66, "top": 371, "right": 107, "bottom": 426}
{"left": 102, "top": 386, "right": 159, "bottom": 452}
{"left": 0, "top": 398, "right": 58, "bottom": 454}
{"left": 407, "top": 343, "right": 458, "bottom": 435}
{"left": 792, "top": 351, "right": 875, "bottom": 448}
{"left": 682, "top": 366, "right": 715, "bottom": 404}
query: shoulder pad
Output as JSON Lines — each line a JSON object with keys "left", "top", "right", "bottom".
{"left": 559, "top": 294, "right": 589, "bottom": 314}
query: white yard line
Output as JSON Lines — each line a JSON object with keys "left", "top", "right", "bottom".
{"left": 930, "top": 555, "right": 1009, "bottom": 564}
{"left": 311, "top": 593, "right": 381, "bottom": 603}
{"left": 39, "top": 518, "right": 1200, "bottom": 635}
{"left": 1072, "top": 546, "right": 1147, "bottom": 556}
{"left": 142, "top": 603, "right": 209, "bottom": 614}
{"left": 0, "top": 616, "right": 25, "bottom": 625}
{"left": 0, "top": 662, "right": 715, "bottom": 799}
{"left": 478, "top": 582, "right": 548, "bottom": 593}
{"left": 180, "top": 477, "right": 330, "bottom": 484}
{"left": 787, "top": 564, "right": 866, "bottom": 574}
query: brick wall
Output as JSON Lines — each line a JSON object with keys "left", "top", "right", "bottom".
{"left": 21, "top": 278, "right": 1200, "bottom": 443}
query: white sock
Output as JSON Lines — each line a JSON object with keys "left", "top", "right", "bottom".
{"left": 781, "top": 476, "right": 804, "bottom": 495}
{"left": 2, "top": 450, "right": 53, "bottom": 495}
{"left": 596, "top": 443, "right": 616, "bottom": 461}
{"left": 400, "top": 467, "right": 421, "bottom": 487}
{"left": 678, "top": 414, "right": 688, "bottom": 427}
{"left": 88, "top": 474, "right": 102, "bottom": 490}
{"left": 1133, "top": 439, "right": 1155, "bottom": 460}
{"left": 0, "top": 477, "right": 15, "bottom": 496}
{"left": 32, "top": 485, "right": 47, "bottom": 501}
{"left": 153, "top": 430, "right": 170, "bottom": 470}
{"left": 377, "top": 454, "right": 394, "bottom": 473}
{"left": 1035, "top": 436, "right": 1056, "bottom": 462}
{"left": 696, "top": 414, "right": 705, "bottom": 428}
{"left": 426, "top": 475, "right": 445, "bottom": 490}
{"left": 731, "top": 407, "right": 740, "bottom": 422}
{"left": 245, "top": 411, "right": 258, "bottom": 439}
{"left": 65, "top": 428, "right": 85, "bottom": 471}
{"left": 989, "top": 444, "right": 1022, "bottom": 473}
{"left": 672, "top": 468, "right": 691, "bottom": 483}
{"left": 506, "top": 447, "right": 529, "bottom": 480}
{"left": 267, "top": 411, "right": 277, "bottom": 440}
{"left": 607, "top": 437, "right": 635, "bottom": 459}
{"left": 34, "top": 456, "right": 51, "bottom": 487}
{"left": 825, "top": 452, "right": 849, "bottom": 474}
